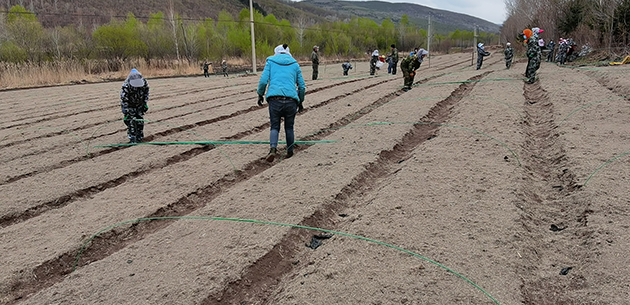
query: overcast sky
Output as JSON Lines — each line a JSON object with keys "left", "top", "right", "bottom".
{"left": 331, "top": 0, "right": 507, "bottom": 25}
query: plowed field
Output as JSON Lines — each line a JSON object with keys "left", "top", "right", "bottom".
{"left": 2, "top": 52, "right": 629, "bottom": 305}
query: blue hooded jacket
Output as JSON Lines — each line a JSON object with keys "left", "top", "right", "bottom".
{"left": 257, "top": 54, "right": 306, "bottom": 104}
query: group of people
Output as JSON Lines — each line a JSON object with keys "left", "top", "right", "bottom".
{"left": 122, "top": 33, "right": 564, "bottom": 156}
{"left": 202, "top": 60, "right": 229, "bottom": 78}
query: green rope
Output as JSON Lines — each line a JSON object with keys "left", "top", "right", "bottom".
{"left": 74, "top": 216, "right": 501, "bottom": 305}
{"left": 94, "top": 140, "right": 336, "bottom": 148}
{"left": 583, "top": 150, "right": 630, "bottom": 186}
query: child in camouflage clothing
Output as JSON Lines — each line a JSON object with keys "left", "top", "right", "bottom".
{"left": 120, "top": 69, "right": 150, "bottom": 143}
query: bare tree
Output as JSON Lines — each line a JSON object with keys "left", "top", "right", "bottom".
{"left": 50, "top": 27, "right": 61, "bottom": 59}
{"left": 295, "top": 14, "right": 310, "bottom": 48}
{"left": 168, "top": 0, "right": 181, "bottom": 62}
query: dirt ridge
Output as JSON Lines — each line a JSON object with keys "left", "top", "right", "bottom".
{"left": 2, "top": 76, "right": 407, "bottom": 304}
{"left": 203, "top": 72, "right": 489, "bottom": 305}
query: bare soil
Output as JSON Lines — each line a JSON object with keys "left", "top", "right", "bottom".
{"left": 1, "top": 53, "right": 629, "bottom": 305}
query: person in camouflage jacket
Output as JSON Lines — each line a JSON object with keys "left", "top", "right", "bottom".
{"left": 400, "top": 49, "right": 428, "bottom": 91}
{"left": 504, "top": 42, "right": 514, "bottom": 69}
{"left": 525, "top": 28, "right": 543, "bottom": 84}
{"left": 120, "top": 69, "right": 150, "bottom": 143}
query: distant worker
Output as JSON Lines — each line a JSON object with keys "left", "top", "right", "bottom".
{"left": 389, "top": 44, "right": 399, "bottom": 75}
{"left": 370, "top": 49, "right": 379, "bottom": 75}
{"left": 557, "top": 38, "right": 568, "bottom": 65}
{"left": 342, "top": 62, "right": 353, "bottom": 76}
{"left": 257, "top": 44, "right": 306, "bottom": 161}
{"left": 221, "top": 60, "right": 228, "bottom": 77}
{"left": 476, "top": 43, "right": 491, "bottom": 70}
{"left": 525, "top": 27, "right": 543, "bottom": 84}
{"left": 400, "top": 49, "right": 428, "bottom": 91}
{"left": 202, "top": 60, "right": 210, "bottom": 78}
{"left": 546, "top": 40, "right": 555, "bottom": 62}
{"left": 120, "top": 69, "right": 149, "bottom": 143}
{"left": 311, "top": 45, "right": 319, "bottom": 80}
{"left": 504, "top": 42, "right": 514, "bottom": 69}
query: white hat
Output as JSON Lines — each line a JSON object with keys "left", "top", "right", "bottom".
{"left": 478, "top": 43, "right": 484, "bottom": 47}
{"left": 506, "top": 42, "right": 511, "bottom": 46}
{"left": 274, "top": 44, "right": 291, "bottom": 56}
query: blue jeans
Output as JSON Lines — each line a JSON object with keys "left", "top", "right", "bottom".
{"left": 268, "top": 98, "right": 298, "bottom": 152}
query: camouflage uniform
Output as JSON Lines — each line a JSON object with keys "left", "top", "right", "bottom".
{"left": 546, "top": 41, "right": 555, "bottom": 62}
{"left": 504, "top": 45, "right": 514, "bottom": 69}
{"left": 120, "top": 69, "right": 150, "bottom": 143}
{"left": 369, "top": 50, "right": 379, "bottom": 75}
{"left": 557, "top": 41, "right": 568, "bottom": 65}
{"left": 390, "top": 45, "right": 399, "bottom": 75}
{"left": 525, "top": 37, "right": 542, "bottom": 84}
{"left": 311, "top": 47, "right": 319, "bottom": 80}
{"left": 476, "top": 43, "right": 491, "bottom": 70}
{"left": 341, "top": 62, "right": 352, "bottom": 75}
{"left": 222, "top": 61, "right": 228, "bottom": 77}
{"left": 400, "top": 52, "right": 422, "bottom": 90}
{"left": 202, "top": 62, "right": 210, "bottom": 77}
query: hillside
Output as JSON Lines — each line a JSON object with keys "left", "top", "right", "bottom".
{"left": 1, "top": 0, "right": 499, "bottom": 33}
{"left": 298, "top": 0, "right": 501, "bottom": 33}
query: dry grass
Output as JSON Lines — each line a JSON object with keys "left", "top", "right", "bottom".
{"left": 0, "top": 59, "right": 216, "bottom": 90}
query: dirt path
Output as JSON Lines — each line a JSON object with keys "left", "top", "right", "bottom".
{"left": 1, "top": 54, "right": 629, "bottom": 305}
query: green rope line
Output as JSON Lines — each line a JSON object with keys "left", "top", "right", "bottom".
{"left": 74, "top": 216, "right": 501, "bottom": 305}
{"left": 133, "top": 118, "right": 238, "bottom": 172}
{"left": 94, "top": 140, "right": 337, "bottom": 148}
{"left": 560, "top": 96, "right": 629, "bottom": 125}
{"left": 583, "top": 150, "right": 630, "bottom": 186}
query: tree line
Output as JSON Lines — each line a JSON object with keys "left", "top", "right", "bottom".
{"left": 0, "top": 5, "right": 499, "bottom": 69}
{"left": 502, "top": 0, "right": 630, "bottom": 53}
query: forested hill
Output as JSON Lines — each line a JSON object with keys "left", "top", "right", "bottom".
{"left": 0, "top": 0, "right": 328, "bottom": 27}
{"left": 1, "top": 0, "right": 499, "bottom": 33}
{"left": 298, "top": 0, "right": 501, "bottom": 33}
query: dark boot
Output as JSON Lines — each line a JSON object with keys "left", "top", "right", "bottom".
{"left": 265, "top": 148, "right": 277, "bottom": 162}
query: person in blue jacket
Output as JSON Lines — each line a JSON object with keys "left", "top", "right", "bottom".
{"left": 257, "top": 44, "right": 306, "bottom": 162}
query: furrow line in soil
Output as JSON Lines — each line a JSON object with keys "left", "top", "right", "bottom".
{"left": 3, "top": 75, "right": 418, "bottom": 304}
{"left": 0, "top": 76, "right": 368, "bottom": 148}
{"left": 588, "top": 70, "right": 630, "bottom": 101}
{"left": 0, "top": 77, "right": 397, "bottom": 228}
{"left": 0, "top": 77, "right": 378, "bottom": 185}
{"left": 0, "top": 88, "right": 248, "bottom": 141}
{"left": 202, "top": 72, "right": 490, "bottom": 305}
{"left": 517, "top": 81, "right": 588, "bottom": 305}
{"left": 0, "top": 82, "right": 255, "bottom": 126}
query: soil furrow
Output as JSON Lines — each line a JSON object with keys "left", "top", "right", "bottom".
{"left": 0, "top": 90, "right": 247, "bottom": 147}
{"left": 0, "top": 77, "right": 380, "bottom": 186}
{"left": 0, "top": 76, "right": 368, "bottom": 149}
{"left": 0, "top": 77, "right": 397, "bottom": 227}
{"left": 202, "top": 72, "right": 489, "bottom": 305}
{"left": 518, "top": 81, "right": 587, "bottom": 305}
{"left": 2, "top": 75, "right": 408, "bottom": 304}
{"left": 0, "top": 83, "right": 249, "bottom": 128}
